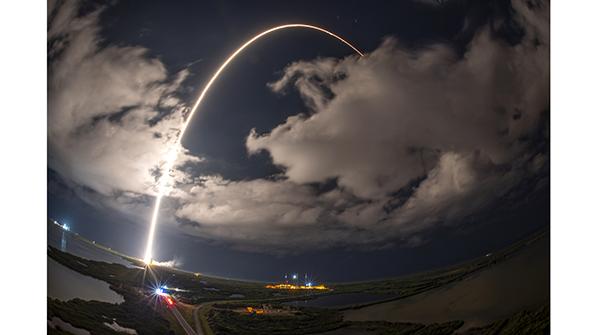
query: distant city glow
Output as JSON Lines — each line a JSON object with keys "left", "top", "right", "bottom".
{"left": 142, "top": 24, "right": 364, "bottom": 264}
{"left": 292, "top": 274, "right": 298, "bottom": 280}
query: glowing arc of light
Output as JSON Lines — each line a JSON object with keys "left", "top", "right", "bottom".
{"left": 143, "top": 24, "right": 364, "bottom": 264}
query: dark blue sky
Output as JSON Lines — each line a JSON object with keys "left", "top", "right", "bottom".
{"left": 48, "top": 0, "right": 549, "bottom": 282}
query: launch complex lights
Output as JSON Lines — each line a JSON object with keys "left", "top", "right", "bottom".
{"left": 142, "top": 24, "right": 364, "bottom": 264}
{"left": 265, "top": 283, "right": 329, "bottom": 290}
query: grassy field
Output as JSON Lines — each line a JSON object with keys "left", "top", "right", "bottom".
{"left": 194, "top": 301, "right": 548, "bottom": 335}
{"left": 206, "top": 303, "right": 343, "bottom": 335}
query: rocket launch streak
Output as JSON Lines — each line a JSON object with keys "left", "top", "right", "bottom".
{"left": 143, "top": 24, "right": 363, "bottom": 264}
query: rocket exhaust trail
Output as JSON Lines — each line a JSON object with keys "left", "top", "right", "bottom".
{"left": 143, "top": 24, "right": 364, "bottom": 264}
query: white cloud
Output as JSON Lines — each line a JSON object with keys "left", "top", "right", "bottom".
{"left": 48, "top": 0, "right": 197, "bottom": 201}
{"left": 248, "top": 11, "right": 549, "bottom": 200}
{"left": 241, "top": 0, "right": 549, "bottom": 249}
{"left": 49, "top": 0, "right": 549, "bottom": 253}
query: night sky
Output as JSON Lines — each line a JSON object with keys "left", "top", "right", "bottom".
{"left": 48, "top": 0, "right": 549, "bottom": 282}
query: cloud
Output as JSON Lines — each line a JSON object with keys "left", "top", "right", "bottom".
{"left": 48, "top": 0, "right": 197, "bottom": 204}
{"left": 150, "top": 259, "right": 180, "bottom": 268}
{"left": 175, "top": 176, "right": 332, "bottom": 250}
{"left": 248, "top": 14, "right": 549, "bottom": 200}
{"left": 241, "top": 0, "right": 549, "bottom": 248}
{"left": 49, "top": 0, "right": 549, "bottom": 254}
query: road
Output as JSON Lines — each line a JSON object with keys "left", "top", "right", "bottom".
{"left": 192, "top": 304, "right": 206, "bottom": 335}
{"left": 170, "top": 304, "right": 198, "bottom": 335}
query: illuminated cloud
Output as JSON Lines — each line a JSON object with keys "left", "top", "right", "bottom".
{"left": 48, "top": 0, "right": 198, "bottom": 199}
{"left": 48, "top": 0, "right": 549, "bottom": 253}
